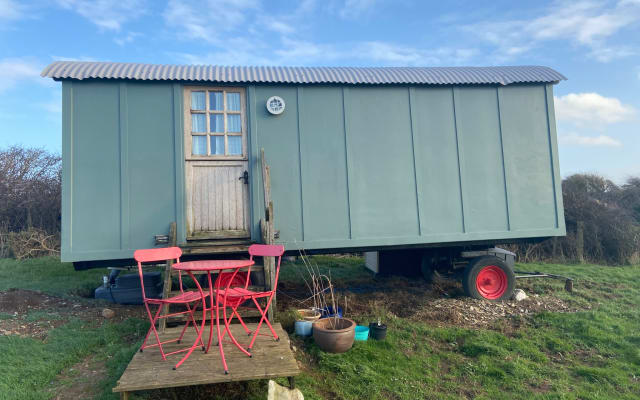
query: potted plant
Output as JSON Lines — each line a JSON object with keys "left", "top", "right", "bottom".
{"left": 310, "top": 274, "right": 354, "bottom": 353}
{"left": 368, "top": 318, "right": 387, "bottom": 341}
{"left": 368, "top": 301, "right": 388, "bottom": 340}
{"left": 297, "top": 308, "right": 321, "bottom": 321}
{"left": 296, "top": 249, "right": 355, "bottom": 353}
{"left": 313, "top": 316, "right": 356, "bottom": 352}
{"left": 294, "top": 308, "right": 320, "bottom": 337}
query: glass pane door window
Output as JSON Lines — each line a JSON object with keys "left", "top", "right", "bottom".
{"left": 190, "top": 89, "right": 244, "bottom": 157}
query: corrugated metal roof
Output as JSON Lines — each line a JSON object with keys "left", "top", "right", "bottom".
{"left": 41, "top": 61, "right": 566, "bottom": 86}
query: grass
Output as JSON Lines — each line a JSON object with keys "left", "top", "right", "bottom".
{"left": 0, "top": 257, "right": 147, "bottom": 400}
{"left": 282, "top": 261, "right": 640, "bottom": 400}
{"left": 0, "top": 256, "right": 107, "bottom": 297}
{"left": 0, "top": 256, "right": 639, "bottom": 399}
{"left": 0, "top": 318, "right": 147, "bottom": 400}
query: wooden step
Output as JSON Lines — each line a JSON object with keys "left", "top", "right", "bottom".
{"left": 182, "top": 238, "right": 254, "bottom": 247}
{"left": 180, "top": 244, "right": 252, "bottom": 255}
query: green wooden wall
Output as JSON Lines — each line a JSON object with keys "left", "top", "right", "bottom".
{"left": 61, "top": 80, "right": 564, "bottom": 262}
{"left": 250, "top": 83, "right": 564, "bottom": 251}
{"left": 61, "top": 81, "right": 185, "bottom": 262}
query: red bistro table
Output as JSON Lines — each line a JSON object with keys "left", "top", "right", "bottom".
{"left": 172, "top": 259, "right": 255, "bottom": 374}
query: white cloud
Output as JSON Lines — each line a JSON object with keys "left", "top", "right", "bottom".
{"left": 335, "top": 0, "right": 378, "bottom": 19}
{"left": 262, "top": 18, "right": 295, "bottom": 35}
{"left": 56, "top": 0, "right": 146, "bottom": 31}
{"left": 559, "top": 133, "right": 622, "bottom": 147}
{"left": 355, "top": 41, "right": 478, "bottom": 66}
{"left": 0, "top": 58, "right": 42, "bottom": 92}
{"left": 0, "top": 0, "right": 24, "bottom": 20}
{"left": 163, "top": 0, "right": 259, "bottom": 43}
{"left": 162, "top": 0, "right": 475, "bottom": 67}
{"left": 555, "top": 92, "right": 636, "bottom": 125}
{"left": 114, "top": 31, "right": 141, "bottom": 46}
{"left": 51, "top": 55, "right": 97, "bottom": 62}
{"left": 465, "top": 0, "right": 640, "bottom": 62}
{"left": 172, "top": 49, "right": 273, "bottom": 67}
{"left": 274, "top": 38, "right": 340, "bottom": 63}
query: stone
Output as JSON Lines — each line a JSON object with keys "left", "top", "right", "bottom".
{"left": 513, "top": 289, "right": 528, "bottom": 302}
{"left": 102, "top": 308, "right": 115, "bottom": 319}
{"left": 267, "top": 380, "right": 304, "bottom": 400}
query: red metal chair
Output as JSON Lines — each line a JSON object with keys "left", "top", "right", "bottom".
{"left": 217, "top": 244, "right": 285, "bottom": 351}
{"left": 134, "top": 247, "right": 207, "bottom": 369}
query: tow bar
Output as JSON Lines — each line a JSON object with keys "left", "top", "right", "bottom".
{"left": 514, "top": 270, "right": 574, "bottom": 292}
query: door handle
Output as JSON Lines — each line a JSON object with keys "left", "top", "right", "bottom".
{"left": 239, "top": 170, "right": 249, "bottom": 184}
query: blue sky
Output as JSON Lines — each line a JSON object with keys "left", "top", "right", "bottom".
{"left": 0, "top": 0, "right": 638, "bottom": 182}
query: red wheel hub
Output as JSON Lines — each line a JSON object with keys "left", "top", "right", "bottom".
{"left": 476, "top": 265, "right": 508, "bottom": 299}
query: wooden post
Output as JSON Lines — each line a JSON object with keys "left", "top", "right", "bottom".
{"left": 576, "top": 220, "right": 584, "bottom": 264}
{"left": 261, "top": 149, "right": 276, "bottom": 322}
{"left": 159, "top": 222, "right": 176, "bottom": 332}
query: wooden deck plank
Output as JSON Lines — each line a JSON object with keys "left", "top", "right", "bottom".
{"left": 113, "top": 323, "right": 299, "bottom": 393}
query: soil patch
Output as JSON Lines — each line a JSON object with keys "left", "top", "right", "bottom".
{"left": 51, "top": 356, "right": 108, "bottom": 400}
{"left": 0, "top": 288, "right": 146, "bottom": 339}
{"left": 278, "top": 277, "right": 586, "bottom": 331}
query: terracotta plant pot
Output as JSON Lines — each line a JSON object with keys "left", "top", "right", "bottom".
{"left": 312, "top": 318, "right": 355, "bottom": 353}
{"left": 297, "top": 308, "right": 321, "bottom": 322}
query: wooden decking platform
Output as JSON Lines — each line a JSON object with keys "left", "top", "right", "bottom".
{"left": 113, "top": 323, "right": 299, "bottom": 396}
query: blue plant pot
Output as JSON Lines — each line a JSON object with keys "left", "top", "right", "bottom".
{"left": 294, "top": 320, "right": 313, "bottom": 336}
{"left": 320, "top": 306, "right": 343, "bottom": 319}
{"left": 354, "top": 325, "right": 369, "bottom": 341}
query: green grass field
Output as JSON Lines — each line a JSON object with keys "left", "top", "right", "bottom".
{"left": 0, "top": 256, "right": 639, "bottom": 399}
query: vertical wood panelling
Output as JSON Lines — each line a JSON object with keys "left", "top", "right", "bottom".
{"left": 297, "top": 87, "right": 351, "bottom": 241}
{"left": 253, "top": 86, "right": 303, "bottom": 243}
{"left": 248, "top": 86, "right": 262, "bottom": 241}
{"left": 495, "top": 89, "right": 511, "bottom": 231}
{"left": 119, "top": 83, "right": 130, "bottom": 249}
{"left": 342, "top": 88, "right": 353, "bottom": 239}
{"left": 72, "top": 82, "right": 121, "bottom": 252}
{"left": 499, "top": 85, "right": 557, "bottom": 231}
{"left": 172, "top": 84, "right": 186, "bottom": 244}
{"left": 61, "top": 82, "right": 73, "bottom": 258}
{"left": 452, "top": 88, "right": 467, "bottom": 233}
{"left": 411, "top": 87, "right": 465, "bottom": 235}
{"left": 407, "top": 88, "right": 422, "bottom": 236}
{"left": 296, "top": 87, "right": 305, "bottom": 241}
{"left": 344, "top": 87, "right": 419, "bottom": 238}
{"left": 127, "top": 83, "right": 177, "bottom": 251}
{"left": 545, "top": 85, "right": 565, "bottom": 231}
{"left": 453, "top": 87, "right": 509, "bottom": 233}
{"left": 62, "top": 81, "right": 567, "bottom": 262}
{"left": 190, "top": 164, "right": 249, "bottom": 233}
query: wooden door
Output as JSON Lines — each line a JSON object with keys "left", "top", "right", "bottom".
{"left": 184, "top": 87, "right": 250, "bottom": 239}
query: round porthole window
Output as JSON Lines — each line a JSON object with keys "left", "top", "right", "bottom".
{"left": 266, "top": 96, "right": 285, "bottom": 115}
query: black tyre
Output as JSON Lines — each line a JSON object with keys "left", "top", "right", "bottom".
{"left": 420, "top": 252, "right": 439, "bottom": 283}
{"left": 462, "top": 256, "right": 515, "bottom": 301}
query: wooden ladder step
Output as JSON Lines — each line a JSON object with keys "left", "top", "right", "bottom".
{"left": 182, "top": 239, "right": 253, "bottom": 247}
{"left": 180, "top": 244, "right": 251, "bottom": 255}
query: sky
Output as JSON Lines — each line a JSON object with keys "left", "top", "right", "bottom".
{"left": 0, "top": 0, "right": 638, "bottom": 183}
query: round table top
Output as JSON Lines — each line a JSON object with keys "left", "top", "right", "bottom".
{"left": 173, "top": 259, "right": 255, "bottom": 271}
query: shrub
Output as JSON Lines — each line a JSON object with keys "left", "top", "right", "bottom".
{"left": 509, "top": 174, "right": 640, "bottom": 265}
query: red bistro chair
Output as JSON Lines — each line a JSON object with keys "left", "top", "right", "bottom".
{"left": 134, "top": 247, "right": 207, "bottom": 369}
{"left": 218, "top": 244, "right": 285, "bottom": 351}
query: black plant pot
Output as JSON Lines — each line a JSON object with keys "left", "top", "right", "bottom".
{"left": 369, "top": 322, "right": 387, "bottom": 340}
